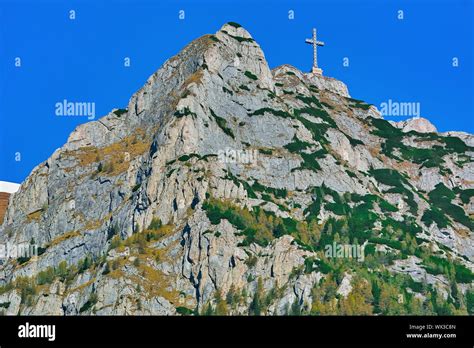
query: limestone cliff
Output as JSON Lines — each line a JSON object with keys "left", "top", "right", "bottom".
{"left": 0, "top": 23, "right": 473, "bottom": 315}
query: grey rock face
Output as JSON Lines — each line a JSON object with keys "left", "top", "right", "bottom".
{"left": 0, "top": 23, "right": 472, "bottom": 316}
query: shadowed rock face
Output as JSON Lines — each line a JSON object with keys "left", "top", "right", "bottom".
{"left": 0, "top": 23, "right": 473, "bottom": 315}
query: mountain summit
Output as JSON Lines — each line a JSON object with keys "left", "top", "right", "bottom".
{"left": 1, "top": 23, "right": 473, "bottom": 315}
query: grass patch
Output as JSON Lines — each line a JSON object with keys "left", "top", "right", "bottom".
{"left": 174, "top": 107, "right": 197, "bottom": 118}
{"left": 249, "top": 108, "right": 291, "bottom": 118}
{"left": 369, "top": 117, "right": 474, "bottom": 170}
{"left": 209, "top": 35, "right": 219, "bottom": 42}
{"left": 251, "top": 180, "right": 288, "bottom": 199}
{"left": 296, "top": 94, "right": 323, "bottom": 109}
{"left": 227, "top": 22, "right": 242, "bottom": 28}
{"left": 422, "top": 206, "right": 450, "bottom": 229}
{"left": 210, "top": 108, "right": 235, "bottom": 139}
{"left": 347, "top": 97, "right": 371, "bottom": 110}
{"left": 427, "top": 183, "right": 473, "bottom": 229}
{"left": 244, "top": 71, "right": 258, "bottom": 80}
{"left": 292, "top": 151, "right": 325, "bottom": 172}
{"left": 284, "top": 136, "right": 313, "bottom": 153}
{"left": 203, "top": 197, "right": 316, "bottom": 248}
{"left": 222, "top": 86, "right": 233, "bottom": 95}
{"left": 454, "top": 187, "right": 474, "bottom": 204}
{"left": 113, "top": 108, "right": 127, "bottom": 117}
{"left": 370, "top": 168, "right": 417, "bottom": 215}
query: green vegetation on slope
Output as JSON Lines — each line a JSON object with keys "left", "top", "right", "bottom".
{"left": 209, "top": 108, "right": 235, "bottom": 139}
{"left": 424, "top": 183, "right": 474, "bottom": 230}
{"left": 369, "top": 117, "right": 473, "bottom": 171}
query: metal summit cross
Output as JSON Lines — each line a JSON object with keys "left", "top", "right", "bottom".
{"left": 305, "top": 28, "right": 325, "bottom": 75}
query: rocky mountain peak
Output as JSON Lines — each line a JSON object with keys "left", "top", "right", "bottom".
{"left": 218, "top": 22, "right": 253, "bottom": 39}
{"left": 0, "top": 23, "right": 473, "bottom": 316}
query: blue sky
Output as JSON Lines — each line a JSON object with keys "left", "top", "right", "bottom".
{"left": 0, "top": 0, "right": 473, "bottom": 183}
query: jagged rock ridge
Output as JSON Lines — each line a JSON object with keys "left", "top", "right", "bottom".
{"left": 0, "top": 22, "right": 473, "bottom": 315}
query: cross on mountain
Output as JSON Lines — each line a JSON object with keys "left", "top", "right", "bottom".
{"left": 305, "top": 28, "right": 325, "bottom": 75}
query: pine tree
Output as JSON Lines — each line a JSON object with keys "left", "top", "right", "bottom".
{"left": 378, "top": 283, "right": 405, "bottom": 315}
{"left": 407, "top": 296, "right": 424, "bottom": 315}
{"left": 338, "top": 278, "right": 373, "bottom": 315}
{"left": 290, "top": 299, "right": 301, "bottom": 315}
{"left": 249, "top": 278, "right": 264, "bottom": 315}
{"left": 466, "top": 290, "right": 474, "bottom": 315}
{"left": 214, "top": 290, "right": 228, "bottom": 315}
{"left": 450, "top": 281, "right": 461, "bottom": 309}
{"left": 56, "top": 261, "right": 68, "bottom": 281}
{"left": 202, "top": 303, "right": 214, "bottom": 316}
{"left": 226, "top": 285, "right": 236, "bottom": 307}
{"left": 308, "top": 219, "right": 321, "bottom": 245}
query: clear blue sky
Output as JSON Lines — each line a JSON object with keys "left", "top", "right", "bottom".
{"left": 1, "top": 0, "right": 473, "bottom": 183}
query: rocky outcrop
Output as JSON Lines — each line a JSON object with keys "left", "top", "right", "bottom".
{"left": 443, "top": 131, "right": 474, "bottom": 147}
{"left": 391, "top": 117, "right": 437, "bottom": 133}
{"left": 0, "top": 23, "right": 473, "bottom": 316}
